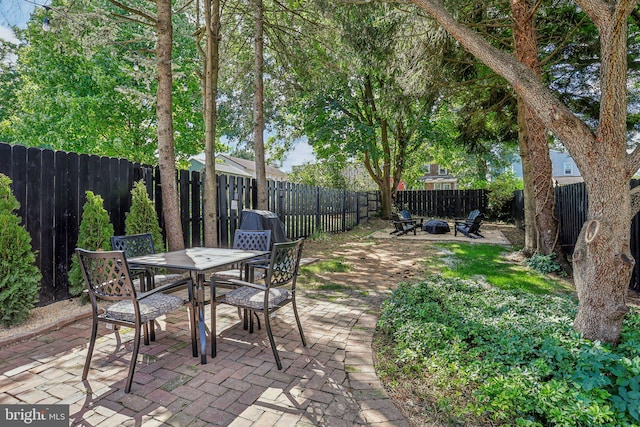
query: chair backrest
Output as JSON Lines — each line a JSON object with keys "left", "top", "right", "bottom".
{"left": 111, "top": 233, "right": 155, "bottom": 258}
{"left": 233, "top": 229, "right": 272, "bottom": 252}
{"left": 76, "top": 248, "right": 137, "bottom": 304}
{"left": 400, "top": 210, "right": 412, "bottom": 220}
{"left": 468, "top": 212, "right": 484, "bottom": 233}
{"left": 265, "top": 238, "right": 304, "bottom": 288}
{"left": 466, "top": 210, "right": 481, "bottom": 224}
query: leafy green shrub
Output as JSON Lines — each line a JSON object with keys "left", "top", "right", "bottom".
{"left": 67, "top": 191, "right": 114, "bottom": 297}
{"left": 486, "top": 172, "right": 523, "bottom": 222}
{"left": 377, "top": 275, "right": 640, "bottom": 426}
{"left": 527, "top": 252, "right": 564, "bottom": 275}
{"left": 0, "top": 174, "right": 42, "bottom": 326}
{"left": 125, "top": 180, "right": 163, "bottom": 251}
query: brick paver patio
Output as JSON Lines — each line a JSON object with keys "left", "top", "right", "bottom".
{"left": 0, "top": 238, "right": 426, "bottom": 426}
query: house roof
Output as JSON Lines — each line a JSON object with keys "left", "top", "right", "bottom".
{"left": 553, "top": 176, "right": 584, "bottom": 186}
{"left": 189, "top": 154, "right": 252, "bottom": 178}
{"left": 420, "top": 176, "right": 458, "bottom": 183}
{"left": 219, "top": 154, "right": 288, "bottom": 179}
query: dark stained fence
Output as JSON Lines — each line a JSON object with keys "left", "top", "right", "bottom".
{"left": 554, "top": 180, "right": 640, "bottom": 292}
{"left": 555, "top": 182, "right": 588, "bottom": 255}
{"left": 513, "top": 190, "right": 525, "bottom": 229}
{"left": 394, "top": 189, "right": 488, "bottom": 219}
{"left": 0, "top": 143, "right": 150, "bottom": 305}
{"left": 0, "top": 142, "right": 376, "bottom": 305}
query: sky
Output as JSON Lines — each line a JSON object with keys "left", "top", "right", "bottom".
{"left": 281, "top": 140, "right": 315, "bottom": 172}
{"left": 0, "top": 0, "right": 35, "bottom": 42}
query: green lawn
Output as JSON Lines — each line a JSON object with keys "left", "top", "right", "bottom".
{"left": 430, "top": 242, "right": 573, "bottom": 294}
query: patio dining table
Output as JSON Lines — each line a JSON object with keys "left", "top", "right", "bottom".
{"left": 128, "top": 247, "right": 269, "bottom": 365}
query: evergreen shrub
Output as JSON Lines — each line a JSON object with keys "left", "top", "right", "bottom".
{"left": 0, "top": 173, "right": 41, "bottom": 326}
{"left": 67, "top": 191, "right": 114, "bottom": 297}
{"left": 125, "top": 180, "right": 163, "bottom": 251}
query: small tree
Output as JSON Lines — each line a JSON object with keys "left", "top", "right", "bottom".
{"left": 0, "top": 173, "right": 41, "bottom": 326}
{"left": 67, "top": 191, "right": 114, "bottom": 297}
{"left": 125, "top": 180, "right": 164, "bottom": 251}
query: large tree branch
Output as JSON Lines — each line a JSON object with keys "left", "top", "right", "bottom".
{"left": 411, "top": 0, "right": 597, "bottom": 165}
{"left": 107, "top": 0, "right": 157, "bottom": 25}
{"left": 574, "top": 0, "right": 613, "bottom": 27}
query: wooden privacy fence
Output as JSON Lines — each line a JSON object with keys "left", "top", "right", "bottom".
{"left": 168, "top": 171, "right": 369, "bottom": 248}
{"left": 0, "top": 142, "right": 378, "bottom": 305}
{"left": 555, "top": 180, "right": 640, "bottom": 292}
{"left": 394, "top": 189, "right": 488, "bottom": 219}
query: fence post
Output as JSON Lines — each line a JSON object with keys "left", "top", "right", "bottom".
{"left": 342, "top": 190, "right": 347, "bottom": 232}
{"left": 316, "top": 187, "right": 321, "bottom": 234}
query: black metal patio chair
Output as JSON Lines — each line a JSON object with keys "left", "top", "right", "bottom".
{"left": 111, "top": 233, "right": 185, "bottom": 343}
{"left": 213, "top": 238, "right": 306, "bottom": 370}
{"left": 76, "top": 248, "right": 190, "bottom": 393}
{"left": 210, "top": 229, "right": 272, "bottom": 329}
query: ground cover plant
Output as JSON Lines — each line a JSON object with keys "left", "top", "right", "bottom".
{"left": 376, "top": 243, "right": 640, "bottom": 426}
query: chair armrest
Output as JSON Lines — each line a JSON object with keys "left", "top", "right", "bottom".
{"left": 210, "top": 274, "right": 240, "bottom": 288}
{"left": 243, "top": 257, "right": 271, "bottom": 268}
{"left": 225, "top": 278, "right": 267, "bottom": 291}
{"left": 393, "top": 218, "right": 416, "bottom": 225}
{"left": 138, "top": 278, "right": 192, "bottom": 300}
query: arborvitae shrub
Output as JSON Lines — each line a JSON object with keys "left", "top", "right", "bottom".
{"left": 125, "top": 180, "right": 163, "bottom": 251}
{"left": 68, "top": 191, "right": 114, "bottom": 298}
{"left": 0, "top": 173, "right": 42, "bottom": 326}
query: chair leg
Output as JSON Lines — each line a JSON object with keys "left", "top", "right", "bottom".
{"left": 211, "top": 280, "right": 216, "bottom": 358}
{"left": 292, "top": 298, "right": 306, "bottom": 347}
{"left": 125, "top": 323, "right": 142, "bottom": 393}
{"left": 149, "top": 320, "right": 155, "bottom": 342}
{"left": 263, "top": 311, "right": 282, "bottom": 370}
{"left": 143, "top": 323, "right": 150, "bottom": 346}
{"left": 254, "top": 311, "right": 261, "bottom": 330}
{"left": 82, "top": 318, "right": 99, "bottom": 380}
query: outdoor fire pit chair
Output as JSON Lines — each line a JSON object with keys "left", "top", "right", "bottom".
{"left": 76, "top": 248, "right": 190, "bottom": 393}
{"left": 454, "top": 209, "right": 485, "bottom": 239}
{"left": 209, "top": 229, "right": 272, "bottom": 329}
{"left": 390, "top": 212, "right": 418, "bottom": 236}
{"left": 213, "top": 238, "right": 306, "bottom": 370}
{"left": 400, "top": 210, "right": 425, "bottom": 229}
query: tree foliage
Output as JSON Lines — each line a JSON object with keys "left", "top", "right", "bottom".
{"left": 0, "top": 0, "right": 204, "bottom": 164}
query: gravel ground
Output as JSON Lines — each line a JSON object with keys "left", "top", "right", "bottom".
{"left": 0, "top": 298, "right": 91, "bottom": 341}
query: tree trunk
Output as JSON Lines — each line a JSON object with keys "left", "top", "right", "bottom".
{"left": 573, "top": 176, "right": 632, "bottom": 344}
{"left": 156, "top": 0, "right": 184, "bottom": 251}
{"left": 202, "top": 0, "right": 220, "bottom": 247}
{"left": 571, "top": 2, "right": 634, "bottom": 343}
{"left": 410, "top": 0, "right": 637, "bottom": 344}
{"left": 253, "top": 0, "right": 268, "bottom": 210}
{"left": 516, "top": 112, "right": 537, "bottom": 255}
{"left": 512, "top": 0, "right": 561, "bottom": 259}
